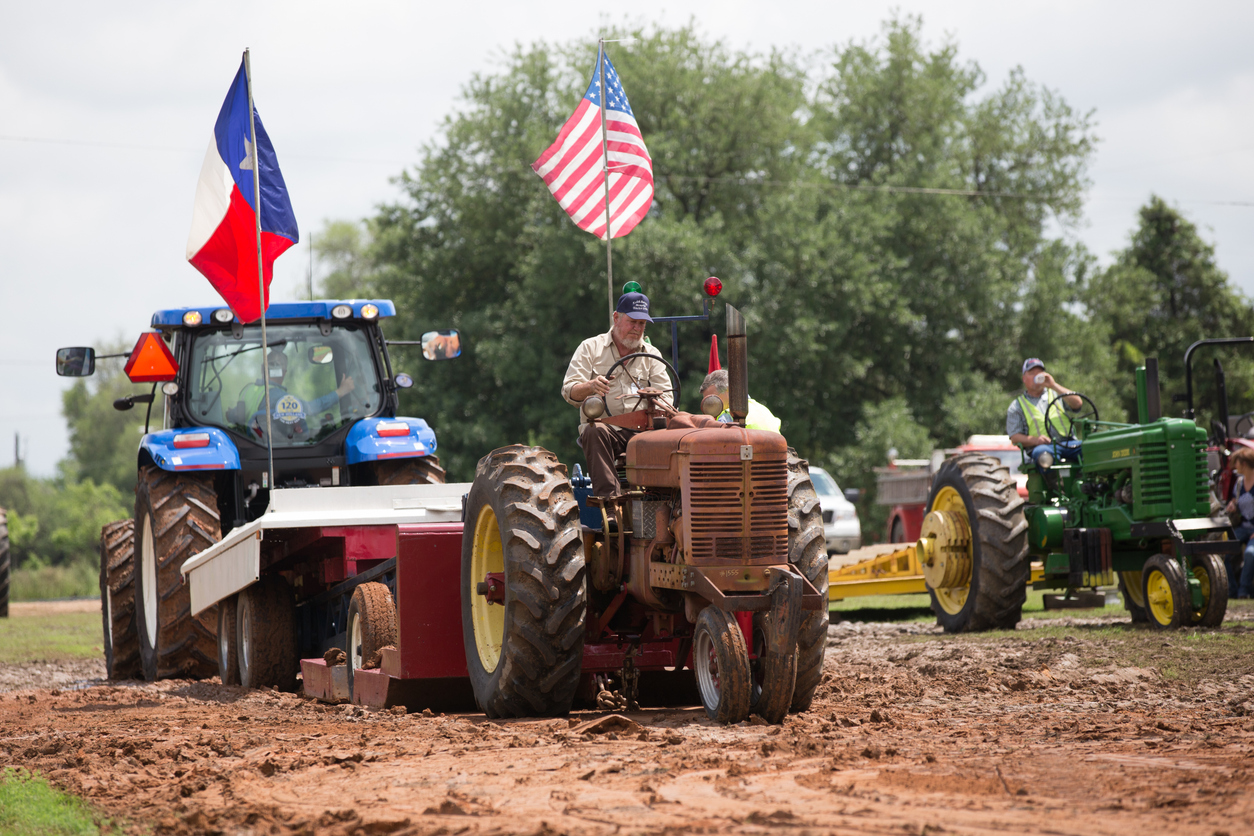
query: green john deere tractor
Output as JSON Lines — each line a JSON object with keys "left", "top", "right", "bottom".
{"left": 916, "top": 358, "right": 1239, "bottom": 631}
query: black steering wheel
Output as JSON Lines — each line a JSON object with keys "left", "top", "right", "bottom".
{"left": 1044, "top": 393, "right": 1100, "bottom": 442}
{"left": 600, "top": 352, "right": 681, "bottom": 417}
{"left": 1232, "top": 411, "right": 1254, "bottom": 439}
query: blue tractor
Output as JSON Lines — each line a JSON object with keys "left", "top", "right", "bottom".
{"left": 57, "top": 300, "right": 458, "bottom": 681}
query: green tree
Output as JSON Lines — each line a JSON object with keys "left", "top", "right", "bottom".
{"left": 0, "top": 467, "right": 127, "bottom": 570}
{"left": 1087, "top": 196, "right": 1254, "bottom": 422}
{"left": 313, "top": 220, "right": 373, "bottom": 299}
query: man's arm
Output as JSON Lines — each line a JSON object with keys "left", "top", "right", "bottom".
{"left": 1041, "top": 373, "right": 1082, "bottom": 410}
{"left": 1007, "top": 400, "right": 1048, "bottom": 448}
{"left": 562, "top": 339, "right": 598, "bottom": 405}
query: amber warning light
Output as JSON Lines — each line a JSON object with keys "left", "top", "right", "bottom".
{"left": 703, "top": 276, "right": 723, "bottom": 297}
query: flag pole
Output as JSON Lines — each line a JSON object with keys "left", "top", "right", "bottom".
{"left": 243, "top": 48, "right": 276, "bottom": 492}
{"left": 598, "top": 40, "right": 614, "bottom": 328}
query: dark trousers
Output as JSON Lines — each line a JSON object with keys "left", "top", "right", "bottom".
{"left": 579, "top": 423, "right": 636, "bottom": 497}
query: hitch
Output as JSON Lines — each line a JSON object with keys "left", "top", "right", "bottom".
{"left": 476, "top": 572, "right": 505, "bottom": 604}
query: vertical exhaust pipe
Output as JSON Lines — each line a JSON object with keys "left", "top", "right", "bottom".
{"left": 726, "top": 304, "right": 748, "bottom": 422}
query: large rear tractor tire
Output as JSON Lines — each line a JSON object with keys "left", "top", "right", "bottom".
{"left": 346, "top": 582, "right": 398, "bottom": 695}
{"left": 134, "top": 467, "right": 221, "bottom": 681}
{"left": 1187, "top": 554, "right": 1228, "bottom": 628}
{"left": 786, "top": 450, "right": 827, "bottom": 713}
{"left": 460, "top": 445, "right": 585, "bottom": 719}
{"left": 1118, "top": 571, "right": 1148, "bottom": 623}
{"left": 371, "top": 456, "right": 446, "bottom": 485}
{"left": 1142, "top": 553, "right": 1189, "bottom": 630}
{"left": 237, "top": 576, "right": 298, "bottom": 691}
{"left": 920, "top": 454, "right": 1029, "bottom": 633}
{"left": 0, "top": 508, "right": 9, "bottom": 618}
{"left": 693, "top": 607, "right": 752, "bottom": 724}
{"left": 100, "top": 519, "right": 141, "bottom": 679}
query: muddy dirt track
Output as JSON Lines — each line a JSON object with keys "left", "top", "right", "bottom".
{"left": 3, "top": 610, "right": 1254, "bottom": 836}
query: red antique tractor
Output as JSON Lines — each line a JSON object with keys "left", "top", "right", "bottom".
{"left": 460, "top": 304, "right": 827, "bottom": 723}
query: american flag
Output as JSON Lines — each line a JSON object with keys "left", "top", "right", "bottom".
{"left": 532, "top": 48, "right": 653, "bottom": 240}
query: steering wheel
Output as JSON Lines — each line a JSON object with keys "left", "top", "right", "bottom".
{"left": 1044, "top": 393, "right": 1100, "bottom": 442}
{"left": 600, "top": 352, "right": 681, "bottom": 417}
{"left": 1233, "top": 411, "right": 1254, "bottom": 439}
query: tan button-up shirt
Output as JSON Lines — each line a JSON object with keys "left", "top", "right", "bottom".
{"left": 562, "top": 331, "right": 673, "bottom": 428}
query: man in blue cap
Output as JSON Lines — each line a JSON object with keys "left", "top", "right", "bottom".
{"left": 1007, "top": 358, "right": 1083, "bottom": 463}
{"left": 562, "top": 291, "right": 675, "bottom": 496}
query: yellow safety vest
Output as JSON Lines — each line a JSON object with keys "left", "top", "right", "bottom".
{"left": 1017, "top": 391, "right": 1069, "bottom": 441}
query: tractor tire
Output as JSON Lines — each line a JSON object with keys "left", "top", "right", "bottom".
{"left": 217, "top": 595, "right": 240, "bottom": 686}
{"left": 460, "top": 445, "right": 585, "bottom": 719}
{"left": 99, "top": 519, "right": 141, "bottom": 679}
{"left": 1187, "top": 554, "right": 1229, "bottom": 628}
{"left": 237, "top": 576, "right": 298, "bottom": 691}
{"left": 925, "top": 454, "right": 1029, "bottom": 633}
{"left": 1117, "top": 571, "right": 1148, "bottom": 623}
{"left": 346, "top": 582, "right": 397, "bottom": 695}
{"left": 786, "top": 450, "right": 827, "bottom": 713}
{"left": 371, "top": 456, "right": 446, "bottom": 486}
{"left": 134, "top": 467, "right": 221, "bottom": 681}
{"left": 0, "top": 508, "right": 8, "bottom": 618}
{"left": 693, "top": 606, "right": 752, "bottom": 724}
{"left": 1142, "top": 553, "right": 1189, "bottom": 630}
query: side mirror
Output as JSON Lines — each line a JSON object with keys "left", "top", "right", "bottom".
{"left": 421, "top": 329, "right": 461, "bottom": 361}
{"left": 56, "top": 347, "right": 96, "bottom": 377}
{"left": 308, "top": 345, "right": 334, "bottom": 365}
{"left": 843, "top": 487, "right": 862, "bottom": 504}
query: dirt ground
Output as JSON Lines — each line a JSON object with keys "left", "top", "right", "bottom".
{"left": 3, "top": 604, "right": 1254, "bottom": 836}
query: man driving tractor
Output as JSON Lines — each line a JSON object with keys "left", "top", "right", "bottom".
{"left": 562, "top": 291, "right": 675, "bottom": 497}
{"left": 1007, "top": 357, "right": 1083, "bottom": 463}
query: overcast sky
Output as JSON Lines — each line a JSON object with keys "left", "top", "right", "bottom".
{"left": 3, "top": 0, "right": 1251, "bottom": 477}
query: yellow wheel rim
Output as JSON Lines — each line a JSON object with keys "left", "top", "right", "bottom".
{"left": 1145, "top": 567, "right": 1175, "bottom": 625}
{"left": 1120, "top": 571, "right": 1145, "bottom": 608}
{"left": 470, "top": 504, "right": 505, "bottom": 673}
{"left": 926, "top": 486, "right": 972, "bottom": 616}
{"left": 1190, "top": 563, "right": 1211, "bottom": 622}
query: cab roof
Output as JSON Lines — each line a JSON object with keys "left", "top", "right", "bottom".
{"left": 151, "top": 300, "right": 396, "bottom": 328}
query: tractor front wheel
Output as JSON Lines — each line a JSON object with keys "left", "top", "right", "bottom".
{"left": 1187, "top": 554, "right": 1228, "bottom": 628}
{"left": 1118, "top": 571, "right": 1148, "bottom": 623}
{"left": 134, "top": 468, "right": 221, "bottom": 681}
{"left": 1142, "top": 554, "right": 1189, "bottom": 630}
{"left": 693, "top": 607, "right": 751, "bottom": 724}
{"left": 100, "top": 519, "right": 140, "bottom": 679}
{"left": 460, "top": 446, "right": 585, "bottom": 719}
{"left": 786, "top": 450, "right": 827, "bottom": 713}
{"left": 920, "top": 454, "right": 1029, "bottom": 633}
{"left": 371, "top": 456, "right": 446, "bottom": 486}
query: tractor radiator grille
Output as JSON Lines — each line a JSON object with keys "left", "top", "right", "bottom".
{"left": 687, "top": 459, "right": 788, "bottom": 564}
{"left": 1136, "top": 440, "right": 1171, "bottom": 513}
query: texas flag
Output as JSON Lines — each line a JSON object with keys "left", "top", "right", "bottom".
{"left": 186, "top": 57, "right": 298, "bottom": 323}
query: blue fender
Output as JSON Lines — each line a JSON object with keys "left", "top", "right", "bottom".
{"left": 345, "top": 417, "right": 438, "bottom": 465}
{"left": 141, "top": 427, "right": 240, "bottom": 472}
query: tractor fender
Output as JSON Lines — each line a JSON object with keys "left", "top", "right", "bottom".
{"left": 139, "top": 427, "right": 240, "bottom": 472}
{"left": 344, "top": 416, "right": 438, "bottom": 465}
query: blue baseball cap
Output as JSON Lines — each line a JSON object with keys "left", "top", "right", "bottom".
{"left": 1021, "top": 358, "right": 1046, "bottom": 374}
{"left": 616, "top": 291, "right": 653, "bottom": 322}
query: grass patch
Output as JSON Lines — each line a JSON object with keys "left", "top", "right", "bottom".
{"left": 12, "top": 562, "right": 98, "bottom": 601}
{"left": 0, "top": 611, "right": 100, "bottom": 664}
{"left": 0, "top": 768, "right": 104, "bottom": 835}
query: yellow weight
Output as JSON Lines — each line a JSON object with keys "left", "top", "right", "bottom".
{"left": 917, "top": 486, "right": 973, "bottom": 615}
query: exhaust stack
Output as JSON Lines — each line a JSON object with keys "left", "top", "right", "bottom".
{"left": 726, "top": 304, "right": 748, "bottom": 422}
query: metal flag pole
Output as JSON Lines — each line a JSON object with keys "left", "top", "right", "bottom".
{"left": 243, "top": 48, "right": 276, "bottom": 491}
{"left": 598, "top": 40, "right": 614, "bottom": 328}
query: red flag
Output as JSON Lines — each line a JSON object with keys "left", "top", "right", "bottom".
{"left": 708, "top": 336, "right": 721, "bottom": 373}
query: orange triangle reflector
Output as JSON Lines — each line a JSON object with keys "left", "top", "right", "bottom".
{"left": 124, "top": 332, "right": 179, "bottom": 383}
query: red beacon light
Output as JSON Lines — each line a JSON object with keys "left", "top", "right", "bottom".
{"left": 703, "top": 276, "right": 723, "bottom": 297}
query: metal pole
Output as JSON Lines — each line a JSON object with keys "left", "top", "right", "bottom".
{"left": 598, "top": 41, "right": 614, "bottom": 328}
{"left": 243, "top": 49, "right": 276, "bottom": 490}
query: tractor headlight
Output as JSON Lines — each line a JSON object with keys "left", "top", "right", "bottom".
{"left": 1037, "top": 450, "right": 1054, "bottom": 469}
{"left": 582, "top": 396, "right": 606, "bottom": 420}
{"left": 360, "top": 303, "right": 379, "bottom": 319}
{"left": 212, "top": 308, "right": 234, "bottom": 323}
{"left": 161, "top": 382, "right": 180, "bottom": 396}
{"left": 182, "top": 311, "right": 203, "bottom": 326}
{"left": 701, "top": 394, "right": 724, "bottom": 418}
{"left": 331, "top": 304, "right": 353, "bottom": 319}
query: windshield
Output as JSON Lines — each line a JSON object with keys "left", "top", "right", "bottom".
{"left": 185, "top": 323, "right": 382, "bottom": 447}
{"left": 808, "top": 467, "right": 840, "bottom": 498}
